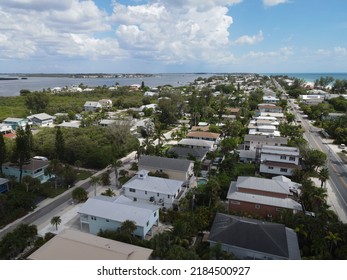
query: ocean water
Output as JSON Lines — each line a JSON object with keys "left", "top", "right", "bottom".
{"left": 264, "top": 73, "right": 347, "bottom": 83}
{"left": 1, "top": 72, "right": 347, "bottom": 97}
{"left": 0, "top": 73, "right": 213, "bottom": 97}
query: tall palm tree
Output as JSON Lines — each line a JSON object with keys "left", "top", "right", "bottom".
{"left": 318, "top": 167, "right": 329, "bottom": 188}
{"left": 51, "top": 216, "right": 61, "bottom": 231}
{"left": 89, "top": 176, "right": 101, "bottom": 196}
{"left": 111, "top": 160, "right": 123, "bottom": 188}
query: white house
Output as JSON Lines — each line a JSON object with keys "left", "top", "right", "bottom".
{"left": 0, "top": 123, "right": 13, "bottom": 135}
{"left": 98, "top": 99, "right": 113, "bottom": 109}
{"left": 84, "top": 101, "right": 102, "bottom": 112}
{"left": 138, "top": 155, "right": 194, "bottom": 182}
{"left": 78, "top": 195, "right": 160, "bottom": 239}
{"left": 263, "top": 95, "right": 279, "bottom": 104}
{"left": 122, "top": 170, "right": 185, "bottom": 209}
{"left": 177, "top": 138, "right": 216, "bottom": 151}
{"left": 27, "top": 113, "right": 54, "bottom": 127}
{"left": 259, "top": 145, "right": 300, "bottom": 176}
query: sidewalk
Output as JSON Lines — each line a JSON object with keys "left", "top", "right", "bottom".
{"left": 0, "top": 150, "right": 137, "bottom": 236}
{"left": 311, "top": 177, "right": 347, "bottom": 223}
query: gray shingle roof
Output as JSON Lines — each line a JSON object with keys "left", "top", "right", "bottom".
{"left": 138, "top": 155, "right": 192, "bottom": 172}
{"left": 208, "top": 213, "right": 301, "bottom": 259}
{"left": 168, "top": 147, "right": 207, "bottom": 161}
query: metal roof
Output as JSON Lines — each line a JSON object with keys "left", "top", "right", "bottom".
{"left": 123, "top": 171, "right": 184, "bottom": 195}
{"left": 78, "top": 195, "right": 159, "bottom": 227}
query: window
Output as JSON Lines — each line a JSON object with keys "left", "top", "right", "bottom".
{"left": 280, "top": 168, "right": 288, "bottom": 172}
{"left": 91, "top": 216, "right": 96, "bottom": 220}
{"left": 106, "top": 219, "right": 109, "bottom": 222}
{"left": 146, "top": 221, "right": 149, "bottom": 227}
{"left": 268, "top": 166, "right": 274, "bottom": 170}
{"left": 167, "top": 195, "right": 170, "bottom": 199}
{"left": 230, "top": 201, "right": 240, "bottom": 205}
{"left": 145, "top": 191, "right": 147, "bottom": 195}
{"left": 157, "top": 193, "right": 160, "bottom": 197}
{"left": 280, "top": 155, "right": 286, "bottom": 160}
{"left": 276, "top": 208, "right": 281, "bottom": 212}
{"left": 129, "top": 188, "right": 136, "bottom": 193}
{"left": 289, "top": 156, "right": 296, "bottom": 161}
{"left": 154, "top": 212, "right": 157, "bottom": 217}
{"left": 133, "top": 197, "right": 137, "bottom": 202}
{"left": 255, "top": 204, "right": 260, "bottom": 209}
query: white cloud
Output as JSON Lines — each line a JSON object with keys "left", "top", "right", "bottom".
{"left": 334, "top": 47, "right": 347, "bottom": 56}
{"left": 112, "top": 1, "right": 235, "bottom": 64}
{"left": 233, "top": 31, "right": 264, "bottom": 45}
{"left": 262, "top": 0, "right": 288, "bottom": 7}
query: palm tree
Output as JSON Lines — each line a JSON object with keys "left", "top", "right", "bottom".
{"left": 90, "top": 176, "right": 100, "bottom": 196}
{"left": 101, "top": 188, "right": 115, "bottom": 197}
{"left": 318, "top": 167, "right": 329, "bottom": 188}
{"left": 111, "top": 160, "right": 123, "bottom": 188}
{"left": 51, "top": 216, "right": 61, "bottom": 231}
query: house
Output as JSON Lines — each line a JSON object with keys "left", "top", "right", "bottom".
{"left": 0, "top": 123, "right": 13, "bottom": 135}
{"left": 123, "top": 170, "right": 186, "bottom": 209}
{"left": 238, "top": 134, "right": 288, "bottom": 163}
{"left": 138, "top": 155, "right": 194, "bottom": 182}
{"left": 243, "top": 134, "right": 288, "bottom": 151}
{"left": 0, "top": 178, "right": 9, "bottom": 193}
{"left": 177, "top": 138, "right": 216, "bottom": 151}
{"left": 27, "top": 113, "right": 54, "bottom": 127}
{"left": 167, "top": 146, "right": 208, "bottom": 162}
{"left": 259, "top": 112, "right": 285, "bottom": 121}
{"left": 57, "top": 121, "right": 81, "bottom": 128}
{"left": 186, "top": 131, "right": 220, "bottom": 143}
{"left": 3, "top": 117, "right": 28, "bottom": 130}
{"left": 257, "top": 103, "right": 283, "bottom": 114}
{"left": 28, "top": 229, "right": 153, "bottom": 260}
{"left": 84, "top": 101, "right": 102, "bottom": 112}
{"left": 322, "top": 112, "right": 346, "bottom": 121}
{"left": 227, "top": 176, "right": 302, "bottom": 218}
{"left": 263, "top": 95, "right": 279, "bottom": 104}
{"left": 208, "top": 213, "right": 301, "bottom": 260}
{"left": 98, "top": 99, "right": 113, "bottom": 109}
{"left": 248, "top": 116, "right": 281, "bottom": 137}
{"left": 2, "top": 158, "right": 51, "bottom": 183}
{"left": 78, "top": 195, "right": 159, "bottom": 239}
{"left": 259, "top": 145, "right": 300, "bottom": 176}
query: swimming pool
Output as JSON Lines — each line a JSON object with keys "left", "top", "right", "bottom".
{"left": 197, "top": 178, "right": 208, "bottom": 186}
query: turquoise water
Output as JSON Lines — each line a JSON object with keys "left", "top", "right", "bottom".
{"left": 197, "top": 178, "right": 208, "bottom": 186}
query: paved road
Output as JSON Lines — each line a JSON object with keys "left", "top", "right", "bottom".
{"left": 288, "top": 99, "right": 347, "bottom": 215}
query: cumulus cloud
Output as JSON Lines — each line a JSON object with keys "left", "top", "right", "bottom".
{"left": 233, "top": 31, "right": 264, "bottom": 45}
{"left": 262, "top": 0, "right": 288, "bottom": 7}
{"left": 112, "top": 1, "right": 235, "bottom": 64}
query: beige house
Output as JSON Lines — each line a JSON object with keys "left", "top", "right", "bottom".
{"left": 28, "top": 229, "right": 153, "bottom": 260}
{"left": 138, "top": 155, "right": 194, "bottom": 182}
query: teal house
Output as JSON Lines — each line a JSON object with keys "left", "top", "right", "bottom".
{"left": 2, "top": 159, "right": 51, "bottom": 183}
{"left": 3, "top": 117, "right": 29, "bottom": 130}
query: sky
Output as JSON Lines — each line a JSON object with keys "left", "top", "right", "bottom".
{"left": 0, "top": 0, "right": 346, "bottom": 73}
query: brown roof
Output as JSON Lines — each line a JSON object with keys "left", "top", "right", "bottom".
{"left": 187, "top": 131, "right": 220, "bottom": 139}
{"left": 4, "top": 159, "right": 49, "bottom": 171}
{"left": 263, "top": 161, "right": 299, "bottom": 169}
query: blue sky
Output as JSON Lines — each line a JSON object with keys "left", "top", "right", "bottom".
{"left": 0, "top": 0, "right": 346, "bottom": 73}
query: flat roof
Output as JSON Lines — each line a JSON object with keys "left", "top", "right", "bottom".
{"left": 28, "top": 229, "right": 153, "bottom": 260}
